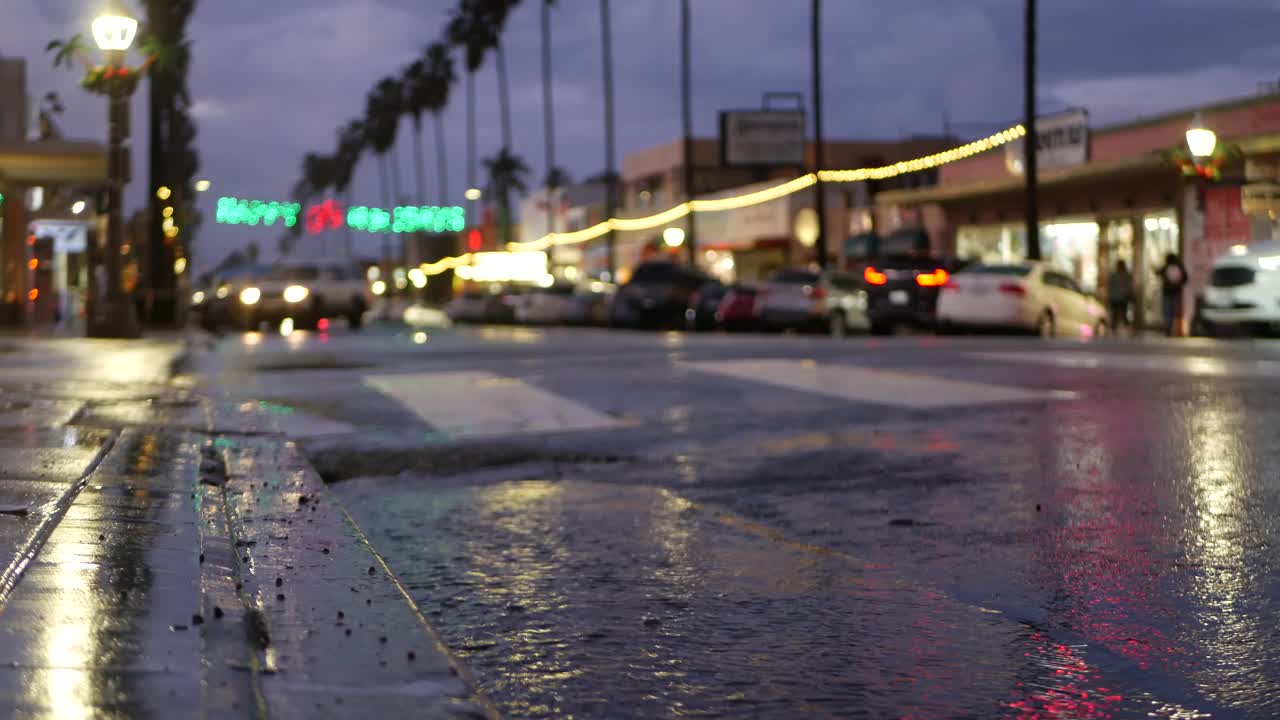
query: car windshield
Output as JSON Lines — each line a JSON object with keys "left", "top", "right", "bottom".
{"left": 267, "top": 266, "right": 322, "bottom": 282}
{"left": 874, "top": 254, "right": 962, "bottom": 271}
{"left": 768, "top": 270, "right": 820, "bottom": 284}
{"left": 630, "top": 263, "right": 682, "bottom": 283}
{"left": 961, "top": 264, "right": 1032, "bottom": 277}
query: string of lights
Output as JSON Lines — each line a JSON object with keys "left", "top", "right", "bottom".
{"left": 419, "top": 124, "right": 1025, "bottom": 275}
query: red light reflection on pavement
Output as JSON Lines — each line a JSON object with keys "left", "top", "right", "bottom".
{"left": 1004, "top": 632, "right": 1125, "bottom": 719}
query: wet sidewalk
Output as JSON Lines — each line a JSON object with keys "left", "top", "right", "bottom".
{"left": 0, "top": 336, "right": 494, "bottom": 718}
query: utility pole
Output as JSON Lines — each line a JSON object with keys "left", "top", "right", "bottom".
{"left": 810, "top": 0, "right": 828, "bottom": 269}
{"left": 681, "top": 0, "right": 697, "bottom": 265}
{"left": 601, "top": 0, "right": 618, "bottom": 278}
{"left": 1024, "top": 0, "right": 1040, "bottom": 260}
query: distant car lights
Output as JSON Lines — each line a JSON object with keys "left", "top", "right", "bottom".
{"left": 215, "top": 195, "right": 465, "bottom": 236}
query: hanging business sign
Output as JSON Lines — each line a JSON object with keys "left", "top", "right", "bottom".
{"left": 720, "top": 109, "right": 806, "bottom": 167}
{"left": 1005, "top": 109, "right": 1089, "bottom": 175}
{"left": 29, "top": 220, "right": 88, "bottom": 253}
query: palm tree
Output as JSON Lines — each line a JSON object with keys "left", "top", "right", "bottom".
{"left": 477, "top": 0, "right": 519, "bottom": 151}
{"left": 447, "top": 0, "right": 500, "bottom": 205}
{"left": 483, "top": 147, "right": 530, "bottom": 246}
{"left": 421, "top": 43, "right": 457, "bottom": 204}
{"left": 401, "top": 59, "right": 431, "bottom": 203}
{"left": 331, "top": 120, "right": 366, "bottom": 259}
{"left": 365, "top": 79, "right": 403, "bottom": 208}
{"left": 600, "top": 0, "right": 617, "bottom": 274}
{"left": 541, "top": 0, "right": 560, "bottom": 234}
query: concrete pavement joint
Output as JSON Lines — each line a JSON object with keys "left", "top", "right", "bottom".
{"left": 0, "top": 430, "right": 118, "bottom": 605}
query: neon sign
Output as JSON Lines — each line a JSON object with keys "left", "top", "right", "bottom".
{"left": 216, "top": 196, "right": 465, "bottom": 235}
{"left": 347, "top": 205, "right": 466, "bottom": 234}
{"left": 216, "top": 197, "right": 301, "bottom": 228}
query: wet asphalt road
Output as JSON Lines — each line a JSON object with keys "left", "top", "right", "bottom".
{"left": 195, "top": 324, "right": 1280, "bottom": 718}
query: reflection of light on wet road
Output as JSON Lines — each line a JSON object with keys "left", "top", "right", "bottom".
{"left": 38, "top": 541, "right": 102, "bottom": 719}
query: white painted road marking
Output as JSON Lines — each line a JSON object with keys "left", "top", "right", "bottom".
{"left": 977, "top": 351, "right": 1280, "bottom": 378}
{"left": 365, "top": 371, "right": 626, "bottom": 439}
{"left": 684, "top": 359, "right": 1075, "bottom": 409}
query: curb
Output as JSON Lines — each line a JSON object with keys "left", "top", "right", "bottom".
{"left": 199, "top": 404, "right": 500, "bottom": 718}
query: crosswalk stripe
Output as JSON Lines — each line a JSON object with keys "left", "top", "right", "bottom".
{"left": 364, "top": 371, "right": 626, "bottom": 439}
{"left": 683, "top": 359, "right": 1075, "bottom": 409}
{"left": 976, "top": 351, "right": 1280, "bottom": 377}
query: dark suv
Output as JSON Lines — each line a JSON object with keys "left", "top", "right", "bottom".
{"left": 611, "top": 261, "right": 711, "bottom": 329}
{"left": 860, "top": 254, "right": 970, "bottom": 334}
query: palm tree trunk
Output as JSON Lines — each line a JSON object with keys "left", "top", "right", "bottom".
{"left": 542, "top": 0, "right": 556, "bottom": 236}
{"left": 412, "top": 115, "right": 427, "bottom": 203}
{"left": 466, "top": 70, "right": 477, "bottom": 235}
{"left": 681, "top": 0, "right": 696, "bottom": 264}
{"left": 389, "top": 128, "right": 404, "bottom": 205}
{"left": 601, "top": 0, "right": 617, "bottom": 276}
{"left": 495, "top": 43, "right": 513, "bottom": 152}
{"left": 343, "top": 188, "right": 354, "bottom": 260}
{"left": 434, "top": 112, "right": 449, "bottom": 205}
{"left": 377, "top": 153, "right": 391, "bottom": 269}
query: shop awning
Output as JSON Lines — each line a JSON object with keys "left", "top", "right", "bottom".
{"left": 875, "top": 153, "right": 1173, "bottom": 207}
{"left": 0, "top": 140, "right": 108, "bottom": 185}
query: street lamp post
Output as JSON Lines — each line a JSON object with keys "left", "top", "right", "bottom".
{"left": 88, "top": 8, "right": 141, "bottom": 338}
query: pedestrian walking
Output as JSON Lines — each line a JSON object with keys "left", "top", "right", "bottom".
{"left": 1107, "top": 259, "right": 1134, "bottom": 334}
{"left": 1156, "top": 252, "right": 1188, "bottom": 337}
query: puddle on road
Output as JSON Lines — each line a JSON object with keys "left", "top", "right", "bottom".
{"left": 336, "top": 476, "right": 1192, "bottom": 719}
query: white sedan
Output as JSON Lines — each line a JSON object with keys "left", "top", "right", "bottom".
{"left": 936, "top": 261, "right": 1108, "bottom": 338}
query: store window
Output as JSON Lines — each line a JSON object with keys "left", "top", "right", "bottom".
{"left": 957, "top": 223, "right": 1024, "bottom": 264}
{"left": 1141, "top": 212, "right": 1179, "bottom": 327}
{"left": 958, "top": 220, "right": 1100, "bottom": 292}
{"left": 1041, "top": 221, "right": 1100, "bottom": 293}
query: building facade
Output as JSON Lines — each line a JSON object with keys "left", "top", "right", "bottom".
{"left": 877, "top": 93, "right": 1280, "bottom": 327}
{"left": 589, "top": 135, "right": 959, "bottom": 283}
{"left": 0, "top": 59, "right": 110, "bottom": 326}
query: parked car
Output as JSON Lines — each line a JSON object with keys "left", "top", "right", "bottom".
{"left": 235, "top": 261, "right": 370, "bottom": 331}
{"left": 936, "top": 261, "right": 1107, "bottom": 338}
{"left": 685, "top": 281, "right": 727, "bottom": 331}
{"left": 715, "top": 285, "right": 761, "bottom": 332}
{"left": 1200, "top": 241, "right": 1280, "bottom": 336}
{"left": 861, "top": 254, "right": 972, "bottom": 334}
{"left": 756, "top": 268, "right": 870, "bottom": 336}
{"left": 191, "top": 265, "right": 270, "bottom": 332}
{"left": 610, "top": 261, "right": 711, "bottom": 329}
{"left": 515, "top": 284, "right": 577, "bottom": 324}
{"left": 563, "top": 287, "right": 613, "bottom": 326}
{"left": 446, "top": 287, "right": 515, "bottom": 324}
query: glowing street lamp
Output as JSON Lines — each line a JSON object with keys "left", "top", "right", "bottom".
{"left": 194, "top": 179, "right": 211, "bottom": 192}
{"left": 91, "top": 11, "right": 138, "bottom": 52}
{"left": 87, "top": 2, "right": 142, "bottom": 338}
{"left": 1186, "top": 114, "right": 1217, "bottom": 159}
{"left": 464, "top": 188, "right": 483, "bottom": 201}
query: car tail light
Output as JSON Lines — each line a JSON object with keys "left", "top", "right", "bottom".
{"left": 864, "top": 266, "right": 887, "bottom": 285}
{"left": 916, "top": 269, "right": 949, "bottom": 287}
{"left": 998, "top": 283, "right": 1026, "bottom": 296}
{"left": 803, "top": 285, "right": 826, "bottom": 299}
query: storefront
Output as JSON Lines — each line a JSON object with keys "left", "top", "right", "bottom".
{"left": 876, "top": 93, "right": 1280, "bottom": 329}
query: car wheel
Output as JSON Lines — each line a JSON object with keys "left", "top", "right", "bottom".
{"left": 869, "top": 320, "right": 893, "bottom": 336}
{"left": 828, "top": 311, "right": 848, "bottom": 338}
{"left": 1037, "top": 310, "right": 1055, "bottom": 338}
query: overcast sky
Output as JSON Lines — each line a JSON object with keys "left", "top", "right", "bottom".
{"left": 5, "top": 0, "right": 1280, "bottom": 271}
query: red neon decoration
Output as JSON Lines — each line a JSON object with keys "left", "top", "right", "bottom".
{"left": 305, "top": 199, "right": 345, "bottom": 235}
{"left": 467, "top": 228, "right": 482, "bottom": 252}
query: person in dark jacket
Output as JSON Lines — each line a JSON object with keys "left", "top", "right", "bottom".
{"left": 1156, "top": 253, "right": 1188, "bottom": 337}
{"left": 1106, "top": 259, "right": 1134, "bottom": 334}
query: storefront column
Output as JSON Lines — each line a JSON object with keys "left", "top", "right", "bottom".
{"left": 0, "top": 183, "right": 27, "bottom": 324}
{"left": 1130, "top": 214, "right": 1147, "bottom": 328}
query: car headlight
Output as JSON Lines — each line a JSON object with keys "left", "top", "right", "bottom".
{"left": 191, "top": 291, "right": 206, "bottom": 305}
{"left": 283, "top": 285, "right": 309, "bottom": 303}
{"left": 216, "top": 285, "right": 230, "bottom": 299}
{"left": 239, "top": 287, "right": 261, "bottom": 305}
